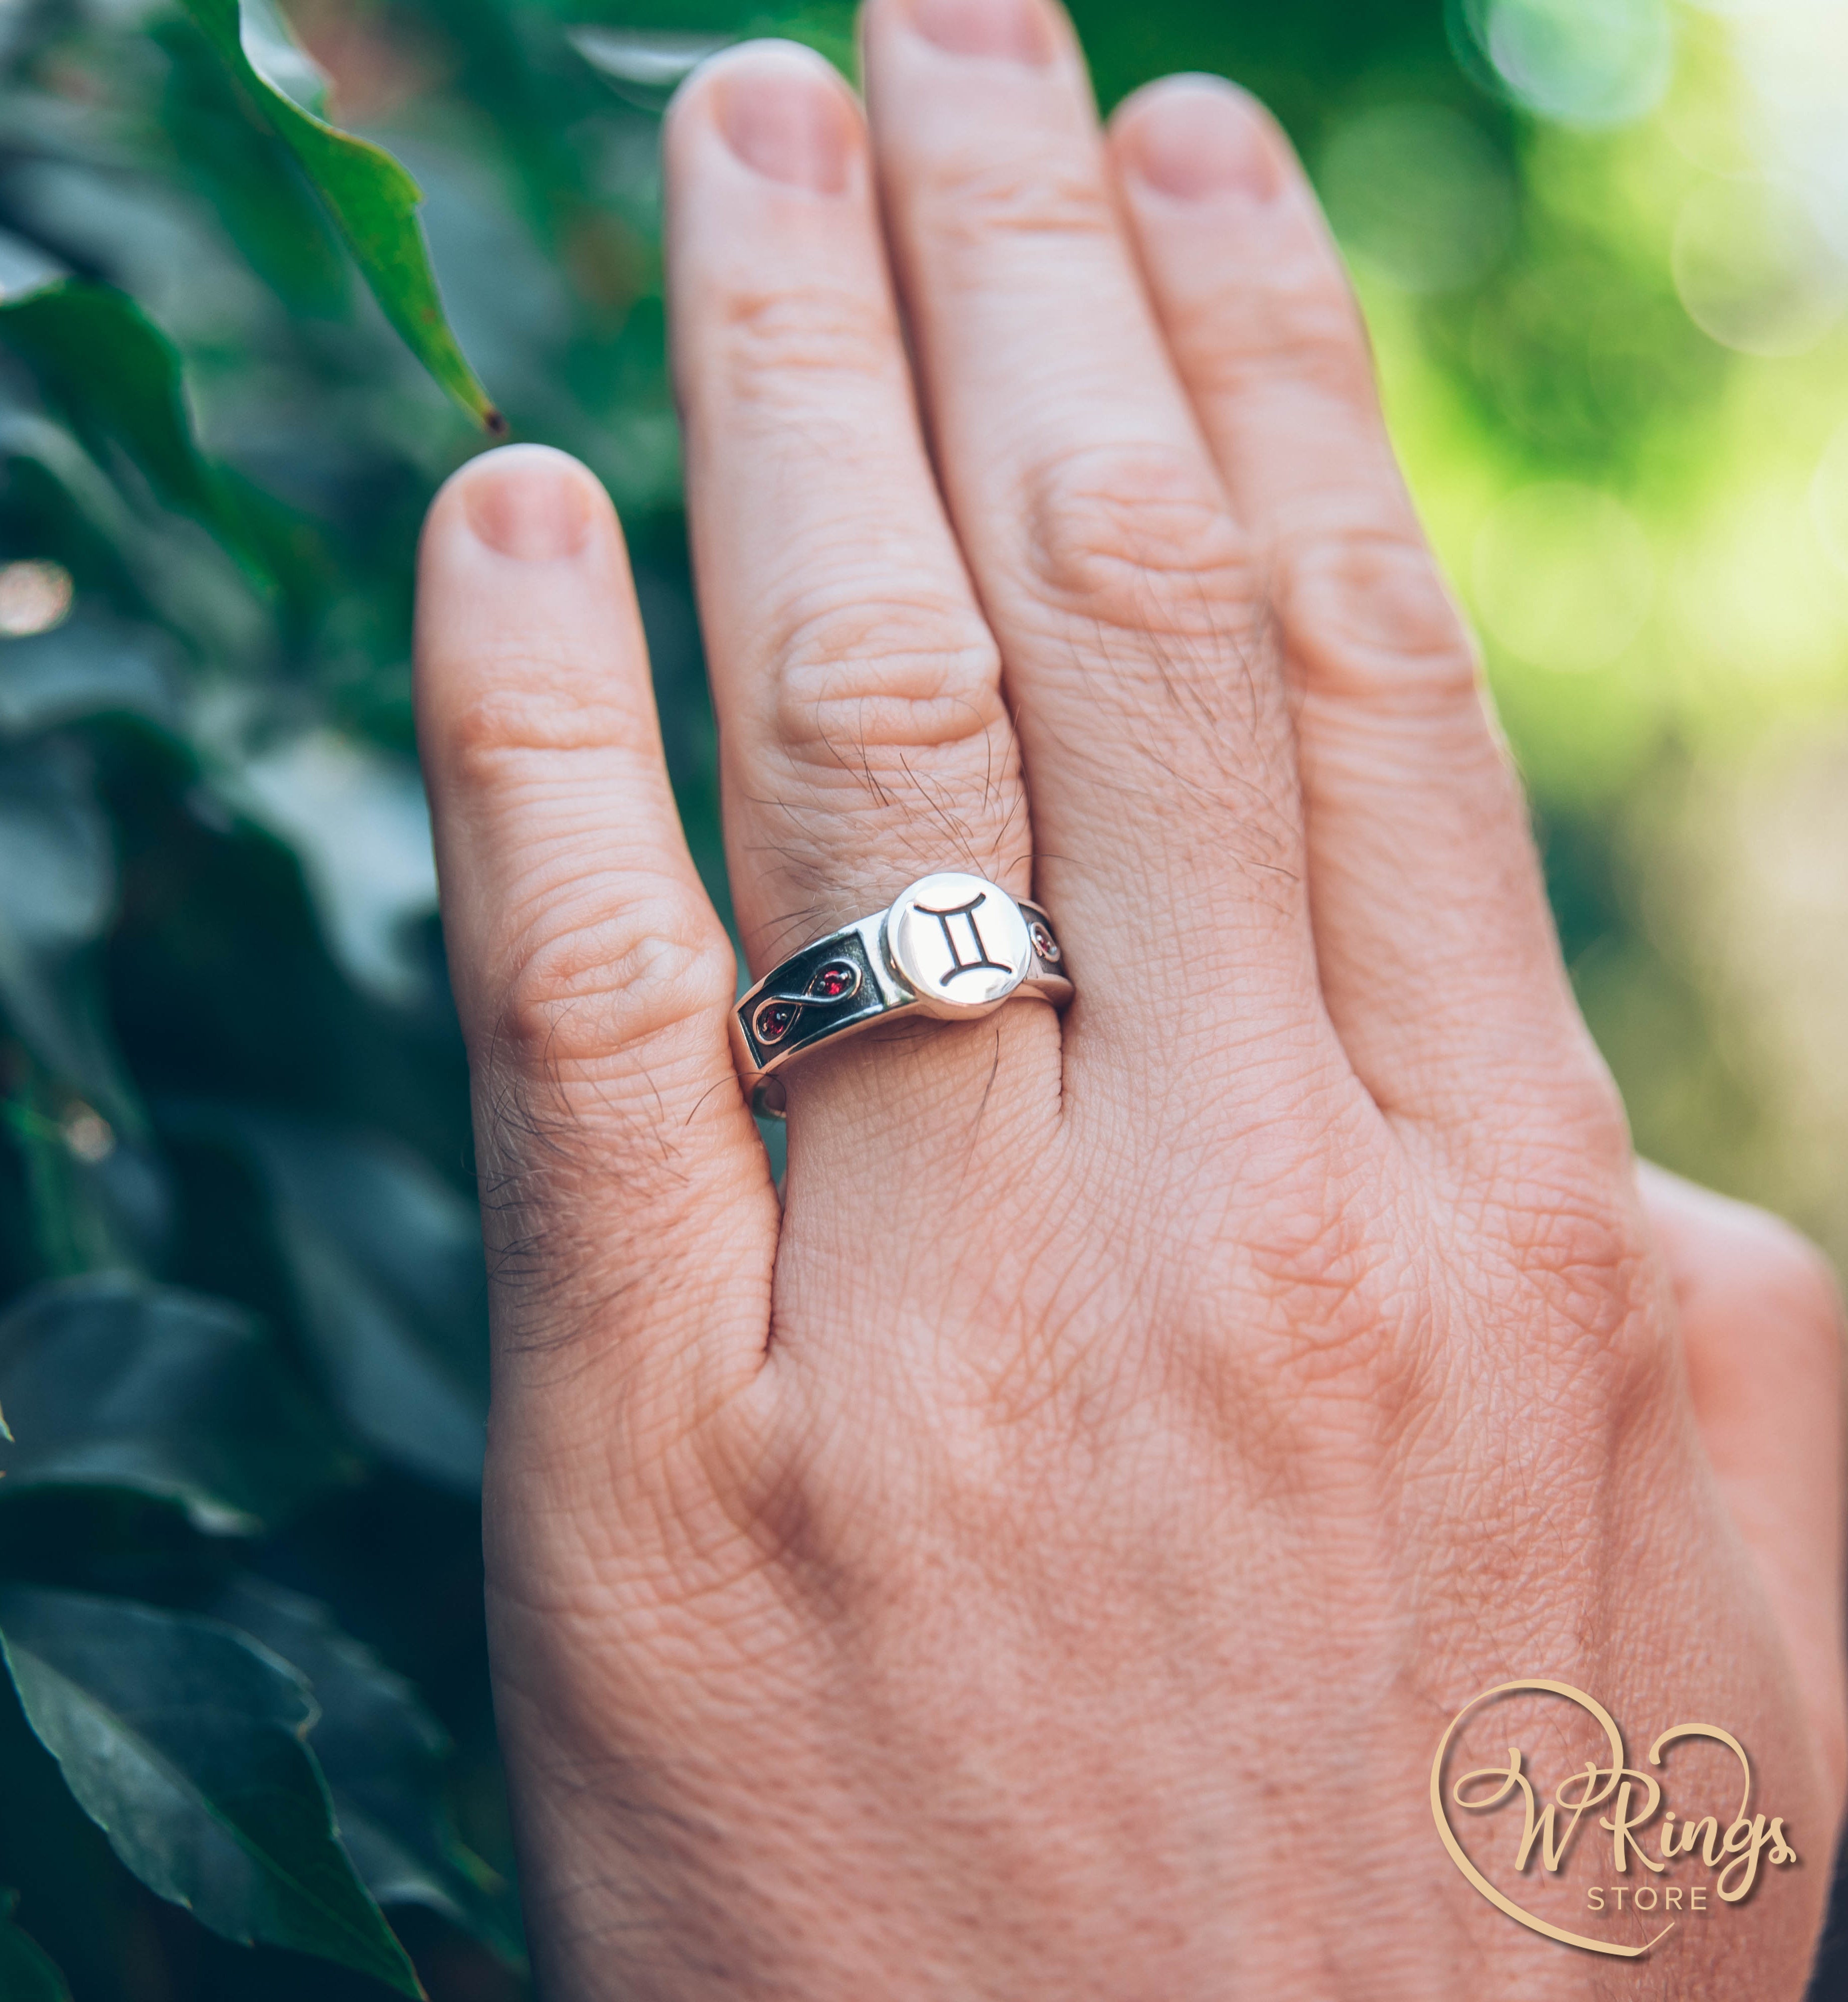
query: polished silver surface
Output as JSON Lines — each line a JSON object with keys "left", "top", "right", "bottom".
{"left": 732, "top": 873, "right": 1071, "bottom": 1119}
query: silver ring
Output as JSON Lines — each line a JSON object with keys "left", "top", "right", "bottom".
{"left": 732, "top": 871, "right": 1073, "bottom": 1119}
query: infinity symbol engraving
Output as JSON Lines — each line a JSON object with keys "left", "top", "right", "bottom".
{"left": 751, "top": 958, "right": 863, "bottom": 1047}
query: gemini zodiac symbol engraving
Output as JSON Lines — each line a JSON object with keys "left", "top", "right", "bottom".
{"left": 914, "top": 893, "right": 1013, "bottom": 985}
{"left": 751, "top": 958, "right": 862, "bottom": 1047}
{"left": 884, "top": 872, "right": 1037, "bottom": 1014}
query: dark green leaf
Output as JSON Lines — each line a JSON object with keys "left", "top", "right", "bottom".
{"left": 0, "top": 1891, "right": 73, "bottom": 2002}
{"left": 0, "top": 736, "right": 136, "bottom": 1130}
{"left": 0, "top": 398, "right": 268, "bottom": 657}
{"left": 0, "top": 1276, "right": 351, "bottom": 1534}
{"left": 224, "top": 730, "right": 438, "bottom": 1007}
{"left": 177, "top": 1112, "right": 488, "bottom": 1493}
{"left": 155, "top": 13, "right": 350, "bottom": 319}
{"left": 0, "top": 608, "right": 182, "bottom": 740}
{"left": 0, "top": 281, "right": 244, "bottom": 549}
{"left": 209, "top": 1576, "right": 521, "bottom": 1962}
{"left": 0, "top": 1588, "right": 422, "bottom": 1997}
{"left": 175, "top": 0, "right": 502, "bottom": 431}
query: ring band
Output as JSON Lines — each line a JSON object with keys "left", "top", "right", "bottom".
{"left": 732, "top": 871, "right": 1073, "bottom": 1119}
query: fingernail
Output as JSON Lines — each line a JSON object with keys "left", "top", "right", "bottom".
{"left": 907, "top": 0, "right": 1055, "bottom": 65}
{"left": 1124, "top": 79, "right": 1282, "bottom": 203}
{"left": 461, "top": 447, "right": 596, "bottom": 561}
{"left": 715, "top": 52, "right": 853, "bottom": 193}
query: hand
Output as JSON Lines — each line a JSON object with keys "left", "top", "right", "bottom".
{"left": 412, "top": 3, "right": 1847, "bottom": 1994}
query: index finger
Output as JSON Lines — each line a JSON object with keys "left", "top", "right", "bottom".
{"left": 414, "top": 446, "right": 777, "bottom": 1395}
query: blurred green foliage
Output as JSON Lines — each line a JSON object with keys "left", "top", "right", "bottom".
{"left": 0, "top": 0, "right": 1845, "bottom": 1994}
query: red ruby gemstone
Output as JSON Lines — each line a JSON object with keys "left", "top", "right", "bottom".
{"left": 755, "top": 1002, "right": 797, "bottom": 1043}
{"left": 817, "top": 965, "right": 852, "bottom": 998}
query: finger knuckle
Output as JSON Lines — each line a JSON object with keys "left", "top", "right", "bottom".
{"left": 1503, "top": 1168, "right": 1668, "bottom": 1387}
{"left": 1281, "top": 523, "right": 1480, "bottom": 709}
{"left": 1022, "top": 440, "right": 1256, "bottom": 644}
{"left": 445, "top": 672, "right": 628, "bottom": 794}
{"left": 919, "top": 152, "right": 1115, "bottom": 253}
{"left": 1182, "top": 252, "right": 1374, "bottom": 413}
{"left": 712, "top": 280, "right": 899, "bottom": 408}
{"left": 733, "top": 589, "right": 1026, "bottom": 914}
{"left": 1185, "top": 1126, "right": 1423, "bottom": 1390}
{"left": 491, "top": 892, "right": 736, "bottom": 1085}
{"left": 767, "top": 590, "right": 1007, "bottom": 764}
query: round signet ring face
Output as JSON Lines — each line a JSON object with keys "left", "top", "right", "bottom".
{"left": 882, "top": 873, "right": 1033, "bottom": 1019}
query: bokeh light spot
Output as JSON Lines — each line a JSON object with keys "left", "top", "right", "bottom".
{"left": 1321, "top": 105, "right": 1514, "bottom": 294}
{"left": 61, "top": 1107, "right": 116, "bottom": 1166}
{"left": 1473, "top": 483, "right": 1655, "bottom": 670}
{"left": 1482, "top": 0, "right": 1673, "bottom": 130}
{"left": 1674, "top": 177, "right": 1847, "bottom": 356}
{"left": 0, "top": 559, "right": 74, "bottom": 637}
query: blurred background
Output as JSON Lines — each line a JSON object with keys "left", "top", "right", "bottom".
{"left": 0, "top": 0, "right": 1845, "bottom": 1995}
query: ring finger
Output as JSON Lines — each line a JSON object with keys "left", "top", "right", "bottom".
{"left": 665, "top": 42, "right": 1056, "bottom": 1167}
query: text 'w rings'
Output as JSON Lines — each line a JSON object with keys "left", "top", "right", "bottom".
{"left": 731, "top": 872, "right": 1073, "bottom": 1119}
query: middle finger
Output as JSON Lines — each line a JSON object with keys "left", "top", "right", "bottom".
{"left": 861, "top": 0, "right": 1330, "bottom": 1087}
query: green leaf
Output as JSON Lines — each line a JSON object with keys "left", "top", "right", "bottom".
{"left": 0, "top": 1891, "right": 73, "bottom": 2002}
{"left": 0, "top": 278, "right": 244, "bottom": 549}
{"left": 175, "top": 0, "right": 502, "bottom": 432}
{"left": 0, "top": 1589, "right": 423, "bottom": 1997}
{"left": 0, "top": 396, "right": 264, "bottom": 655}
{"left": 173, "top": 1112, "right": 488, "bottom": 1493}
{"left": 208, "top": 1577, "right": 522, "bottom": 1963}
{"left": 0, "top": 608, "right": 182, "bottom": 741}
{"left": 225, "top": 730, "right": 438, "bottom": 1006}
{"left": 0, "top": 1276, "right": 351, "bottom": 1534}
{"left": 155, "top": 10, "right": 349, "bottom": 319}
{"left": 0, "top": 736, "right": 137, "bottom": 1132}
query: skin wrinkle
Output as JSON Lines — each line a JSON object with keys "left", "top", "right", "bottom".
{"left": 492, "top": 908, "right": 735, "bottom": 1065}
{"left": 445, "top": 673, "right": 647, "bottom": 767}
{"left": 1128, "top": 162, "right": 1378, "bottom": 413}
{"left": 1083, "top": 609, "right": 1300, "bottom": 862}
{"left": 708, "top": 280, "right": 905, "bottom": 399}
{"left": 1005, "top": 588, "right": 1307, "bottom": 921}
{"left": 731, "top": 533, "right": 993, "bottom": 668}
{"left": 736, "top": 793, "right": 1018, "bottom": 959}
{"left": 736, "top": 728, "right": 1022, "bottom": 867}
{"left": 912, "top": 150, "right": 1120, "bottom": 259}
{"left": 470, "top": 1019, "right": 763, "bottom": 1372}
{"left": 1015, "top": 441, "right": 1261, "bottom": 655}
{"left": 774, "top": 651, "right": 1005, "bottom": 756}
{"left": 1278, "top": 522, "right": 1482, "bottom": 708}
